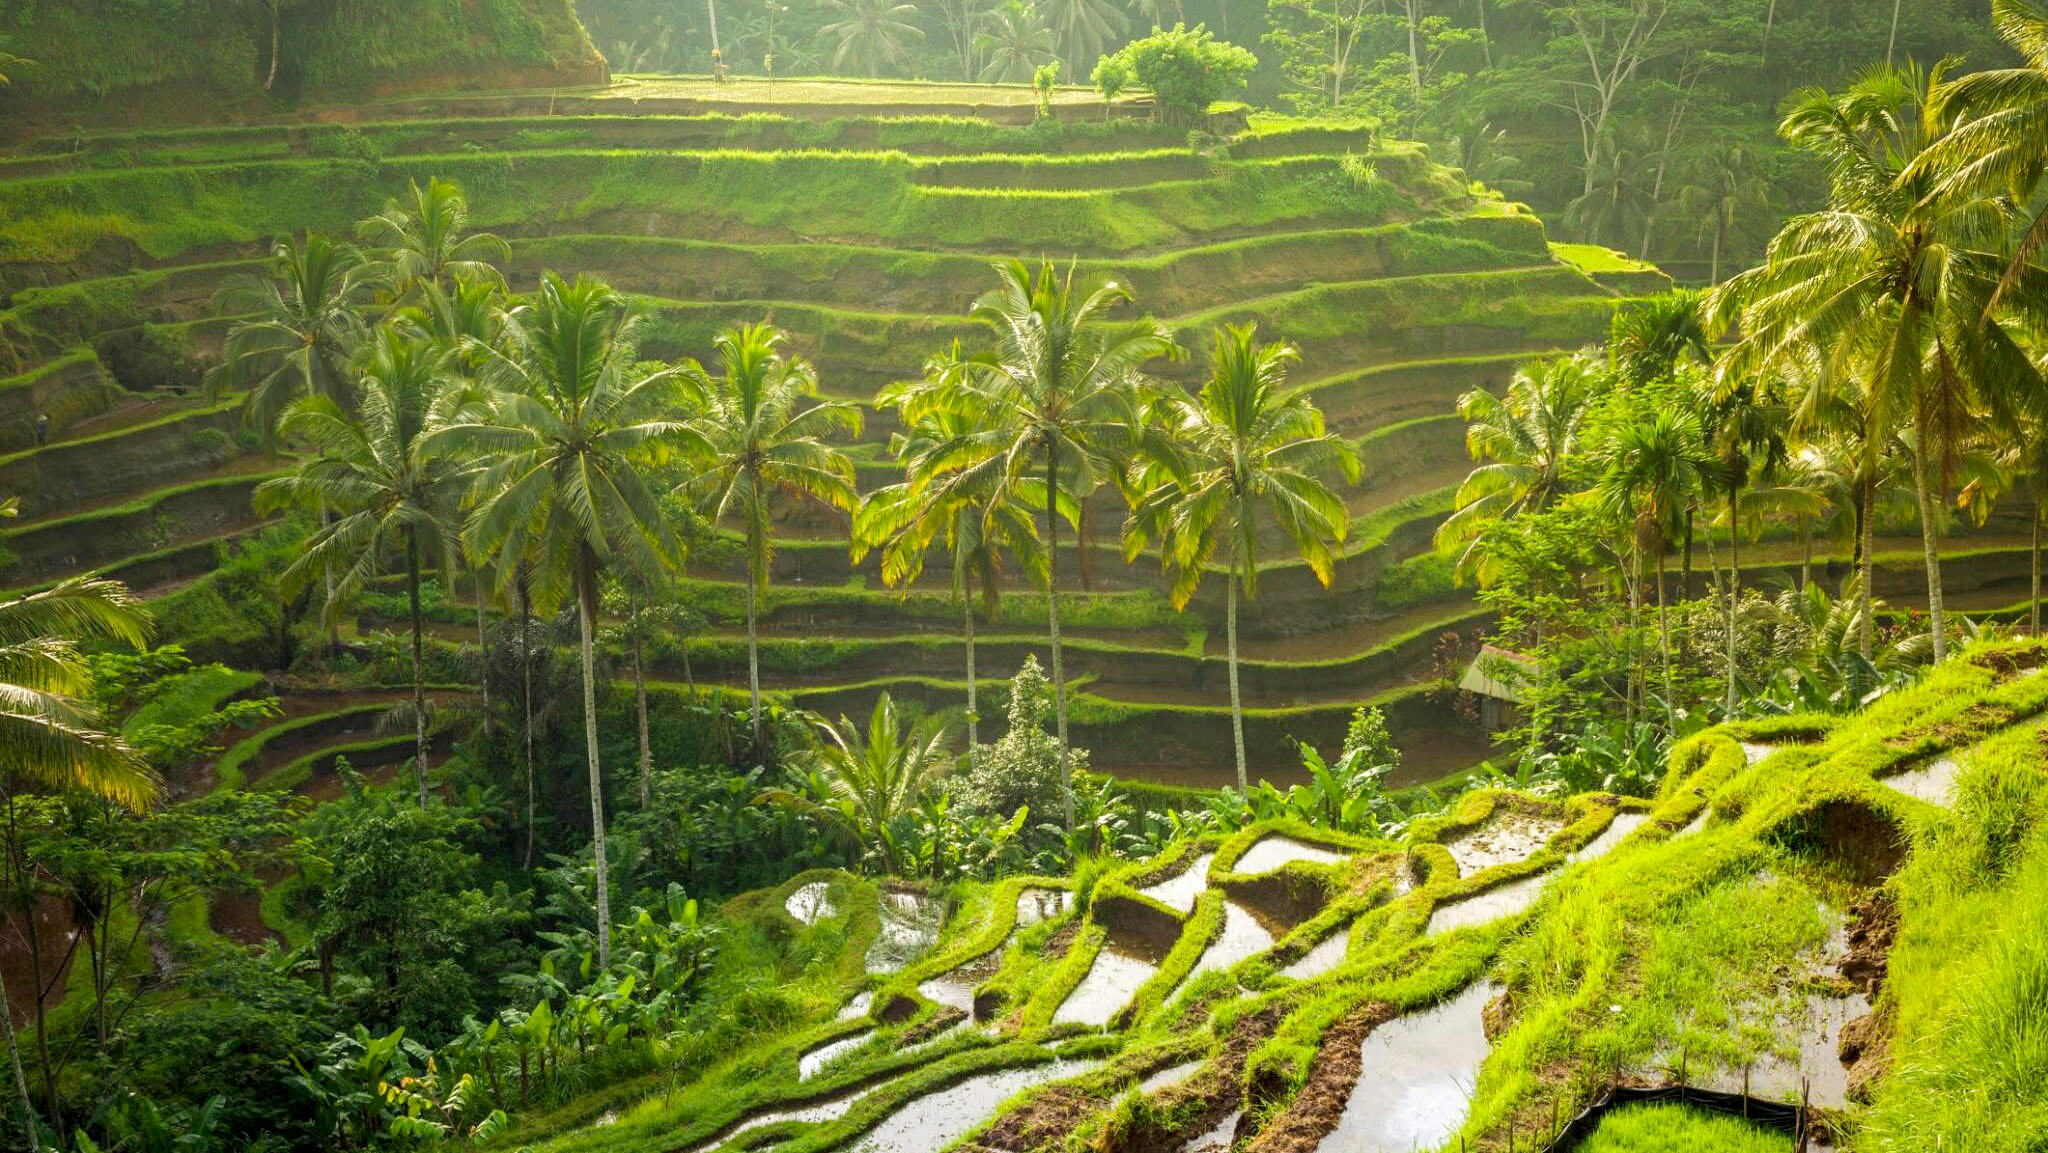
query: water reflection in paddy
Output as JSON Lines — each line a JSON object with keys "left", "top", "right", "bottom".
{"left": 1053, "top": 945, "right": 1158, "bottom": 1027}
{"left": 1425, "top": 874, "right": 1549, "bottom": 936}
{"left": 841, "top": 1057, "right": 1090, "bottom": 1153}
{"left": 1137, "top": 853, "right": 1215, "bottom": 913}
{"left": 1235, "top": 836, "right": 1345, "bottom": 875}
{"left": 1314, "top": 982, "right": 1499, "bottom": 1153}
{"left": 1567, "top": 812, "right": 1649, "bottom": 864}
{"left": 1189, "top": 901, "right": 1274, "bottom": 981}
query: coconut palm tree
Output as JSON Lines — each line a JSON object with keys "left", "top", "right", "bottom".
{"left": 1435, "top": 351, "right": 1600, "bottom": 582}
{"left": 1123, "top": 324, "right": 1360, "bottom": 790}
{"left": 898, "top": 260, "right": 1176, "bottom": 823}
{"left": 0, "top": 566, "right": 153, "bottom": 1149}
{"left": 1678, "top": 145, "right": 1771, "bottom": 286}
{"left": 760, "top": 693, "right": 952, "bottom": 876}
{"left": 975, "top": 0, "right": 1057, "bottom": 83}
{"left": 430, "top": 273, "right": 698, "bottom": 968}
{"left": 1710, "top": 62, "right": 2048, "bottom": 664}
{"left": 357, "top": 177, "right": 509, "bottom": 308}
{"left": 859, "top": 353, "right": 1048, "bottom": 750}
{"left": 681, "top": 323, "right": 860, "bottom": 750}
{"left": 816, "top": 0, "right": 923, "bottom": 76}
{"left": 205, "top": 233, "right": 374, "bottom": 441}
{"left": 256, "top": 328, "right": 468, "bottom": 807}
{"left": 1696, "top": 372, "right": 1789, "bottom": 709}
{"left": 1595, "top": 408, "right": 1713, "bottom": 724}
{"left": 1037, "top": 0, "right": 1125, "bottom": 74}
{"left": 1923, "top": 0, "right": 2048, "bottom": 305}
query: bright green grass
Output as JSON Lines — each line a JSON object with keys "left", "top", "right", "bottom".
{"left": 1574, "top": 1104, "right": 1787, "bottom": 1153}
{"left": 1548, "top": 241, "right": 1660, "bottom": 275}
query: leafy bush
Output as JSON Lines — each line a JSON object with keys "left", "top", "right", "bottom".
{"left": 952, "top": 655, "right": 1084, "bottom": 828}
{"left": 1102, "top": 25, "right": 1258, "bottom": 126}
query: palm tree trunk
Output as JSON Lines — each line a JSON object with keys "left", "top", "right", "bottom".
{"left": 634, "top": 630, "right": 652, "bottom": 808}
{"left": 405, "top": 530, "right": 430, "bottom": 808}
{"left": 520, "top": 571, "right": 536, "bottom": 871}
{"left": 1800, "top": 519, "right": 1813, "bottom": 590}
{"left": 263, "top": 0, "right": 281, "bottom": 92}
{"left": 1043, "top": 449, "right": 1073, "bottom": 829}
{"left": 1762, "top": 0, "right": 1776, "bottom": 67}
{"left": 1656, "top": 553, "right": 1675, "bottom": 727}
{"left": 1888, "top": 0, "right": 1902, "bottom": 64}
{"left": 0, "top": 972, "right": 36, "bottom": 1152}
{"left": 745, "top": 533, "right": 764, "bottom": 752}
{"left": 1625, "top": 552, "right": 1641, "bottom": 726}
{"left": 1726, "top": 488, "right": 1740, "bottom": 711}
{"left": 1910, "top": 421, "right": 1948, "bottom": 663}
{"left": 1858, "top": 477, "right": 1876, "bottom": 662}
{"left": 575, "top": 559, "right": 612, "bottom": 970}
{"left": 2034, "top": 497, "right": 2042, "bottom": 637}
{"left": 964, "top": 595, "right": 979, "bottom": 750}
{"left": 475, "top": 571, "right": 491, "bottom": 734}
{"left": 1227, "top": 572, "right": 1247, "bottom": 792}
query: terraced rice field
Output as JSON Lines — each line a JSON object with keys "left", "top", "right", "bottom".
{"left": 522, "top": 637, "right": 2048, "bottom": 1153}
{"left": 0, "top": 78, "right": 2026, "bottom": 789}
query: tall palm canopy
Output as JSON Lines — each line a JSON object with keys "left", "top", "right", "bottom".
{"left": 357, "top": 177, "right": 508, "bottom": 305}
{"left": 431, "top": 271, "right": 700, "bottom": 968}
{"left": 898, "top": 259, "right": 1178, "bottom": 822}
{"left": 1124, "top": 324, "right": 1360, "bottom": 788}
{"left": 1434, "top": 352, "right": 1598, "bottom": 582}
{"left": 681, "top": 322, "right": 861, "bottom": 745}
{"left": 1709, "top": 61, "right": 2048, "bottom": 662}
{"left": 1920, "top": 0, "right": 2048, "bottom": 303}
{"left": 857, "top": 360, "right": 1048, "bottom": 749}
{"left": 816, "top": 0, "right": 923, "bottom": 76}
{"left": 205, "top": 233, "right": 374, "bottom": 439}
{"left": 0, "top": 573, "right": 154, "bottom": 810}
{"left": 256, "top": 327, "right": 469, "bottom": 805}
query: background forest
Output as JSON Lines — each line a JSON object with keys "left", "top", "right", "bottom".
{"left": 575, "top": 0, "right": 2015, "bottom": 278}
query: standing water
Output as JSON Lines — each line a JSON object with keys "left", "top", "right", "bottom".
{"left": 1568, "top": 813, "right": 1649, "bottom": 865}
{"left": 1016, "top": 888, "right": 1072, "bottom": 925}
{"left": 1444, "top": 812, "right": 1563, "bottom": 875}
{"left": 1281, "top": 923, "right": 1353, "bottom": 980}
{"left": 1881, "top": 757, "right": 1959, "bottom": 807}
{"left": 866, "top": 891, "right": 944, "bottom": 974}
{"left": 840, "top": 1057, "right": 1089, "bottom": 1153}
{"left": 1315, "top": 982, "right": 1500, "bottom": 1153}
{"left": 1235, "top": 836, "right": 1345, "bottom": 874}
{"left": 1425, "top": 875, "right": 1549, "bottom": 936}
{"left": 1138, "top": 853, "right": 1216, "bottom": 913}
{"left": 1053, "top": 944, "right": 1159, "bottom": 1027}
{"left": 1189, "top": 901, "right": 1275, "bottom": 981}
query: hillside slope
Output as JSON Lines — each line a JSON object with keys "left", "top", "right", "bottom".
{"left": 525, "top": 637, "right": 2048, "bottom": 1153}
{"left": 0, "top": 0, "right": 603, "bottom": 134}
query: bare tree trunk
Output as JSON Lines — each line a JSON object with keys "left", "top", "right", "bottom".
{"left": 576, "top": 561, "right": 612, "bottom": 970}
{"left": 1227, "top": 572, "right": 1247, "bottom": 792}
{"left": 0, "top": 972, "right": 36, "bottom": 1152}
{"left": 475, "top": 570, "right": 491, "bottom": 733}
{"left": 745, "top": 538, "right": 764, "bottom": 751}
{"left": 1726, "top": 488, "right": 1740, "bottom": 711}
{"left": 634, "top": 630, "right": 651, "bottom": 808}
{"left": 1911, "top": 418, "right": 1948, "bottom": 663}
{"left": 520, "top": 573, "right": 536, "bottom": 871}
{"left": 964, "top": 596, "right": 979, "bottom": 750}
{"left": 263, "top": 0, "right": 281, "bottom": 92}
{"left": 1044, "top": 449, "right": 1073, "bottom": 829}
{"left": 1859, "top": 477, "right": 1876, "bottom": 661}
{"left": 1656, "top": 553, "right": 1675, "bottom": 728}
{"left": 406, "top": 530, "right": 430, "bottom": 808}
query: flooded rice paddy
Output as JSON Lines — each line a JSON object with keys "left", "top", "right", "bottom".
{"left": 1235, "top": 836, "right": 1346, "bottom": 875}
{"left": 840, "top": 1057, "right": 1090, "bottom": 1153}
{"left": 1315, "top": 982, "right": 1499, "bottom": 1153}
{"left": 1137, "top": 853, "right": 1215, "bottom": 913}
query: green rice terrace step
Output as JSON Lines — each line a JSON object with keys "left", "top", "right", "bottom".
{"left": 519, "top": 638, "right": 2048, "bottom": 1151}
